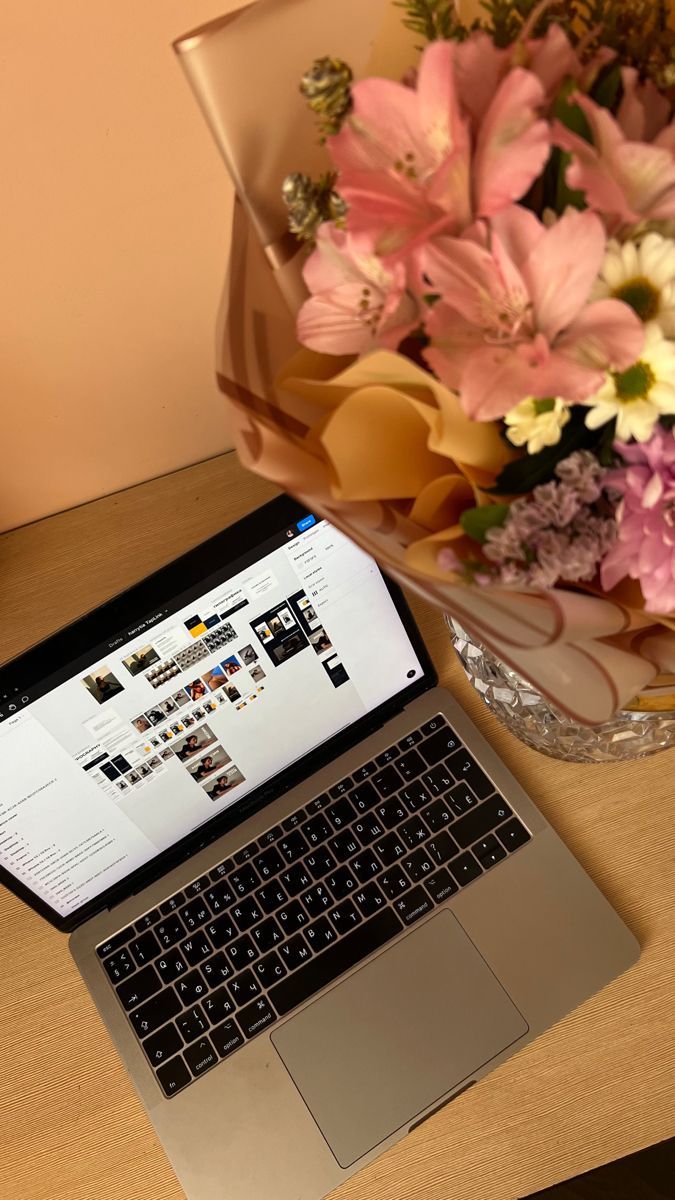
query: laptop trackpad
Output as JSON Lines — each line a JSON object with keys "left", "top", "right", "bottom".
{"left": 271, "top": 911, "right": 528, "bottom": 1167}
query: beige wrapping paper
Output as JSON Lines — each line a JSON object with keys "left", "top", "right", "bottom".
{"left": 174, "top": 0, "right": 675, "bottom": 722}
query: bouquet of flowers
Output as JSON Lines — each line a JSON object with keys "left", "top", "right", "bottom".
{"left": 177, "top": 0, "right": 675, "bottom": 724}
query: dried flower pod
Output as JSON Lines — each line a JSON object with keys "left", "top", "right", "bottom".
{"left": 300, "top": 56, "right": 353, "bottom": 138}
{"left": 281, "top": 171, "right": 347, "bottom": 242}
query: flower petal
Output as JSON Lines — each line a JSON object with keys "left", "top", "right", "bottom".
{"left": 329, "top": 77, "right": 428, "bottom": 176}
{"left": 551, "top": 121, "right": 639, "bottom": 226}
{"left": 453, "top": 31, "right": 509, "bottom": 125}
{"left": 458, "top": 341, "right": 597, "bottom": 420}
{"left": 474, "top": 68, "right": 550, "bottom": 217}
{"left": 521, "top": 209, "right": 606, "bottom": 340}
{"left": 423, "top": 233, "right": 528, "bottom": 329}
{"left": 617, "top": 67, "right": 670, "bottom": 141}
{"left": 556, "top": 298, "right": 645, "bottom": 372}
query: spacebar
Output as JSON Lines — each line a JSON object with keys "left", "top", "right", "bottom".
{"left": 269, "top": 909, "right": 403, "bottom": 1017}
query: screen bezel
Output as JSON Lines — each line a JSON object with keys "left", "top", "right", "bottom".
{"left": 0, "top": 495, "right": 436, "bottom": 933}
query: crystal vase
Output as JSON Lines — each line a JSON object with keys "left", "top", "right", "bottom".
{"left": 448, "top": 617, "right": 675, "bottom": 763}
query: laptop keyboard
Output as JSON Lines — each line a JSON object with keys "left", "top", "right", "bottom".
{"left": 96, "top": 714, "right": 531, "bottom": 1098}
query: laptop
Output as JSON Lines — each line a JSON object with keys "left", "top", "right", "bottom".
{"left": 0, "top": 495, "right": 639, "bottom": 1200}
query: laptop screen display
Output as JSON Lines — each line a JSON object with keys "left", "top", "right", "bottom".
{"left": 0, "top": 517, "right": 424, "bottom": 918}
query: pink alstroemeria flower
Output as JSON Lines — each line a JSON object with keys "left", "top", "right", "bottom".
{"left": 327, "top": 39, "right": 550, "bottom": 256}
{"left": 422, "top": 206, "right": 644, "bottom": 421}
{"left": 296, "top": 224, "right": 418, "bottom": 355}
{"left": 552, "top": 86, "right": 675, "bottom": 231}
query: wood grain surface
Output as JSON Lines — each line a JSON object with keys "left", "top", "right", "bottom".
{"left": 0, "top": 452, "right": 673, "bottom": 1200}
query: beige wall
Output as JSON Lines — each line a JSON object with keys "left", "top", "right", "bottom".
{"left": 0, "top": 1, "right": 241, "bottom": 532}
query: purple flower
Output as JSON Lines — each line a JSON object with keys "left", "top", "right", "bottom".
{"left": 601, "top": 428, "right": 675, "bottom": 613}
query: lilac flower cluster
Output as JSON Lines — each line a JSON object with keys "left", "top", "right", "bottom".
{"left": 482, "top": 452, "right": 617, "bottom": 589}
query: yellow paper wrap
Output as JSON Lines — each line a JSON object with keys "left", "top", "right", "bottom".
{"left": 175, "top": 0, "right": 675, "bottom": 724}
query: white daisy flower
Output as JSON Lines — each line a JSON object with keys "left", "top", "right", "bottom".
{"left": 583, "top": 323, "right": 675, "bottom": 443}
{"left": 504, "top": 396, "right": 570, "bottom": 454}
{"left": 593, "top": 233, "right": 675, "bottom": 335}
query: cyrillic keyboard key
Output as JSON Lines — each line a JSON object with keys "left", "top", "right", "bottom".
{"left": 269, "top": 909, "right": 402, "bottom": 1016}
{"left": 176, "top": 1005, "right": 209, "bottom": 1043}
{"left": 202, "top": 985, "right": 236, "bottom": 1025}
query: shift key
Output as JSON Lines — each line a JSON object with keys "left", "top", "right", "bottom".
{"left": 129, "top": 988, "right": 181, "bottom": 1039}
{"left": 452, "top": 796, "right": 513, "bottom": 849}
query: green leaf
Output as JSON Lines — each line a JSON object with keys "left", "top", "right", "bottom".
{"left": 591, "top": 62, "right": 622, "bottom": 111}
{"left": 548, "top": 81, "right": 593, "bottom": 214}
{"left": 460, "top": 504, "right": 510, "bottom": 543}
{"left": 491, "top": 409, "right": 597, "bottom": 494}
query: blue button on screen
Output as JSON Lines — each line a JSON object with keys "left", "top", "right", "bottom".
{"left": 297, "top": 515, "right": 316, "bottom": 532}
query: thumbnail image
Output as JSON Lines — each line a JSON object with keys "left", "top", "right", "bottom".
{"left": 132, "top": 714, "right": 152, "bottom": 735}
{"left": 268, "top": 615, "right": 284, "bottom": 636}
{"left": 220, "top": 655, "right": 242, "bottom": 678}
{"left": 170, "top": 722, "right": 185, "bottom": 736}
{"left": 224, "top": 683, "right": 241, "bottom": 703}
{"left": 115, "top": 780, "right": 128, "bottom": 792}
{"left": 239, "top": 644, "right": 258, "bottom": 666}
{"left": 173, "top": 723, "right": 217, "bottom": 761}
{"left": 182, "top": 713, "right": 196, "bottom": 728}
{"left": 145, "top": 706, "right": 165, "bottom": 727}
{"left": 202, "top": 665, "right": 226, "bottom": 692}
{"left": 160, "top": 747, "right": 174, "bottom": 761}
{"left": 270, "top": 633, "right": 306, "bottom": 664}
{"left": 159, "top": 730, "right": 173, "bottom": 743}
{"left": 322, "top": 655, "right": 350, "bottom": 688}
{"left": 174, "top": 642, "right": 209, "bottom": 671}
{"left": 82, "top": 666, "right": 124, "bottom": 706}
{"left": 309, "top": 627, "right": 333, "bottom": 655}
{"left": 145, "top": 659, "right": 180, "bottom": 689}
{"left": 191, "top": 706, "right": 205, "bottom": 722}
{"left": 236, "top": 701, "right": 247, "bottom": 711}
{"left": 126, "top": 769, "right": 141, "bottom": 785}
{"left": 186, "top": 745, "right": 231, "bottom": 782}
{"left": 160, "top": 697, "right": 178, "bottom": 717}
{"left": 111, "top": 754, "right": 132, "bottom": 773}
{"left": 254, "top": 621, "right": 273, "bottom": 644}
{"left": 148, "top": 756, "right": 162, "bottom": 770}
{"left": 277, "top": 607, "right": 295, "bottom": 630}
{"left": 204, "top": 764, "right": 246, "bottom": 801}
{"left": 171, "top": 689, "right": 190, "bottom": 709}
{"left": 185, "top": 678, "right": 208, "bottom": 702}
{"left": 150, "top": 736, "right": 160, "bottom": 748}
{"left": 202, "top": 622, "right": 237, "bottom": 653}
{"left": 298, "top": 595, "right": 312, "bottom": 611}
{"left": 139, "top": 763, "right": 152, "bottom": 779}
{"left": 203, "top": 699, "right": 217, "bottom": 714}
{"left": 301, "top": 604, "right": 318, "bottom": 624}
{"left": 249, "top": 664, "right": 266, "bottom": 683}
{"left": 122, "top": 645, "right": 160, "bottom": 677}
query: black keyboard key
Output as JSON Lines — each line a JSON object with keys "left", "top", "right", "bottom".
{"left": 497, "top": 817, "right": 531, "bottom": 852}
{"left": 473, "top": 834, "right": 507, "bottom": 869}
{"left": 238, "top": 996, "right": 277, "bottom": 1039}
{"left": 349, "top": 848, "right": 381, "bottom": 883}
{"left": 376, "top": 745, "right": 399, "bottom": 766}
{"left": 184, "top": 1036, "right": 217, "bottom": 1077}
{"left": 254, "top": 950, "right": 287, "bottom": 989}
{"left": 329, "top": 898, "right": 361, "bottom": 934}
{"left": 327, "top": 830, "right": 360, "bottom": 863}
{"left": 156, "top": 916, "right": 186, "bottom": 950}
{"left": 269, "top": 909, "right": 402, "bottom": 1016}
{"left": 229, "top": 864, "right": 260, "bottom": 897}
{"left": 251, "top": 916, "right": 283, "bottom": 952}
{"left": 400, "top": 780, "right": 432, "bottom": 812}
{"left": 402, "top": 847, "right": 435, "bottom": 883}
{"left": 259, "top": 824, "right": 283, "bottom": 847}
{"left": 205, "top": 915, "right": 236, "bottom": 949}
{"left": 305, "top": 916, "right": 338, "bottom": 952}
{"left": 398, "top": 815, "right": 430, "bottom": 849}
{"left": 280, "top": 863, "right": 312, "bottom": 896}
{"left": 231, "top": 896, "right": 264, "bottom": 930}
{"left": 353, "top": 882, "right": 386, "bottom": 918}
{"left": 376, "top": 797, "right": 408, "bottom": 830}
{"left": 144, "top": 1021, "right": 183, "bottom": 1068}
{"left": 181, "top": 933, "right": 213, "bottom": 966}
{"left": 352, "top": 814, "right": 385, "bottom": 846}
{"left": 425, "top": 867, "right": 459, "bottom": 903}
{"left": 427, "top": 830, "right": 460, "bottom": 865}
{"left": 181, "top": 898, "right": 211, "bottom": 932}
{"left": 117, "top": 964, "right": 161, "bottom": 1011}
{"left": 305, "top": 793, "right": 330, "bottom": 814}
{"left": 156, "top": 949, "right": 187, "bottom": 984}
{"left": 372, "top": 765, "right": 402, "bottom": 798}
{"left": 230, "top": 968, "right": 261, "bottom": 1003}
{"left": 135, "top": 910, "right": 160, "bottom": 933}
{"left": 277, "top": 899, "right": 309, "bottom": 933}
{"left": 397, "top": 748, "right": 426, "bottom": 782}
{"left": 210, "top": 1017, "right": 243, "bottom": 1056}
{"left": 329, "top": 777, "right": 352, "bottom": 799}
{"left": 447, "top": 752, "right": 494, "bottom": 799}
{"left": 201, "top": 952, "right": 233, "bottom": 987}
{"left": 373, "top": 831, "right": 406, "bottom": 867}
{"left": 423, "top": 797, "right": 455, "bottom": 832}
{"left": 202, "top": 985, "right": 236, "bottom": 1025}
{"left": 130, "top": 988, "right": 181, "bottom": 1038}
{"left": 305, "top": 849, "right": 337, "bottom": 880}
{"left": 255, "top": 882, "right": 287, "bottom": 915}
{"left": 227, "top": 934, "right": 258, "bottom": 969}
{"left": 326, "top": 797, "right": 356, "bottom": 829}
{"left": 129, "top": 931, "right": 160, "bottom": 968}
{"left": 302, "top": 814, "right": 333, "bottom": 847}
{"left": 398, "top": 729, "right": 423, "bottom": 751}
{"left": 97, "top": 930, "right": 130, "bottom": 958}
{"left": 301, "top": 884, "right": 333, "bottom": 918}
{"left": 210, "top": 858, "right": 234, "bottom": 881}
{"left": 254, "top": 846, "right": 284, "bottom": 880}
{"left": 176, "top": 1005, "right": 209, "bottom": 1043}
{"left": 234, "top": 841, "right": 258, "bottom": 864}
{"left": 185, "top": 875, "right": 210, "bottom": 897}
{"left": 278, "top": 830, "right": 309, "bottom": 863}
{"left": 350, "top": 781, "right": 379, "bottom": 813}
{"left": 453, "top": 795, "right": 514, "bottom": 849}
{"left": 103, "top": 950, "right": 135, "bottom": 984}
{"left": 160, "top": 893, "right": 184, "bottom": 916}
{"left": 326, "top": 867, "right": 357, "bottom": 902}
{"left": 210, "top": 1018, "right": 244, "bottom": 1059}
{"left": 394, "top": 885, "right": 433, "bottom": 926}
{"left": 423, "top": 764, "right": 455, "bottom": 797}
{"left": 205, "top": 880, "right": 235, "bottom": 914}
{"left": 448, "top": 784, "right": 480, "bottom": 815}
{"left": 421, "top": 715, "right": 448, "bottom": 736}
{"left": 352, "top": 760, "right": 376, "bottom": 782}
{"left": 380, "top": 865, "right": 411, "bottom": 899}
{"left": 420, "top": 727, "right": 462, "bottom": 766}
{"left": 157, "top": 1054, "right": 191, "bottom": 1097}
{"left": 449, "top": 851, "right": 483, "bottom": 887}
{"left": 279, "top": 933, "right": 312, "bottom": 969}
{"left": 282, "top": 809, "right": 304, "bottom": 831}
{"left": 175, "top": 969, "right": 209, "bottom": 1006}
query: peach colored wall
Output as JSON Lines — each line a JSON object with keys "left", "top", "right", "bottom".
{"left": 0, "top": 1, "right": 243, "bottom": 532}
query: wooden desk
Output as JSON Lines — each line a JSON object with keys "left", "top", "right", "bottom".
{"left": 0, "top": 452, "right": 673, "bottom": 1200}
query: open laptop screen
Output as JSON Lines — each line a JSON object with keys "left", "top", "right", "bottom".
{"left": 0, "top": 505, "right": 427, "bottom": 923}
